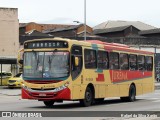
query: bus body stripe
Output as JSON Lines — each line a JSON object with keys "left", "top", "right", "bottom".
{"left": 109, "top": 70, "right": 152, "bottom": 83}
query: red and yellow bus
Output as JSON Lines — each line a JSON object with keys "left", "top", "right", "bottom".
{"left": 21, "top": 37, "right": 154, "bottom": 107}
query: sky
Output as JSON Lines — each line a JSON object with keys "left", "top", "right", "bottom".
{"left": 1, "top": 0, "right": 160, "bottom": 27}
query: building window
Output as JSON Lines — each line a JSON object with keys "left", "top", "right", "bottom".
{"left": 138, "top": 55, "right": 145, "bottom": 71}
{"left": 119, "top": 53, "right": 129, "bottom": 70}
{"left": 84, "top": 49, "right": 97, "bottom": 69}
{"left": 145, "top": 56, "right": 153, "bottom": 71}
{"left": 109, "top": 52, "right": 119, "bottom": 70}
{"left": 97, "top": 51, "right": 108, "bottom": 69}
{"left": 129, "top": 54, "right": 137, "bottom": 70}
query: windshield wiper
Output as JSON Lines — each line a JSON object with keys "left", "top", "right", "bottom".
{"left": 32, "top": 51, "right": 40, "bottom": 70}
{"left": 48, "top": 49, "right": 57, "bottom": 64}
{"left": 48, "top": 49, "right": 58, "bottom": 70}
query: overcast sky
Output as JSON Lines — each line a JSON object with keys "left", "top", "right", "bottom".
{"left": 1, "top": 0, "right": 160, "bottom": 27}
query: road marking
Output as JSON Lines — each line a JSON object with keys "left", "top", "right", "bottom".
{"left": 148, "top": 98, "right": 159, "bottom": 100}
{"left": 153, "top": 100, "right": 160, "bottom": 102}
{"left": 105, "top": 102, "right": 129, "bottom": 106}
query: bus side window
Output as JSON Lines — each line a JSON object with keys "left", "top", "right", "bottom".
{"left": 109, "top": 52, "right": 119, "bottom": 70}
{"left": 71, "top": 46, "right": 83, "bottom": 80}
{"left": 138, "top": 55, "right": 145, "bottom": 71}
{"left": 97, "top": 51, "right": 108, "bottom": 69}
{"left": 119, "top": 53, "right": 129, "bottom": 70}
{"left": 84, "top": 49, "right": 97, "bottom": 69}
{"left": 129, "top": 54, "right": 137, "bottom": 70}
{"left": 145, "top": 56, "right": 153, "bottom": 71}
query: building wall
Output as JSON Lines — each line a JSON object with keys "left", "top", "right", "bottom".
{"left": 0, "top": 8, "right": 19, "bottom": 72}
{"left": 50, "top": 30, "right": 76, "bottom": 38}
{"left": 0, "top": 8, "right": 19, "bottom": 58}
{"left": 97, "top": 31, "right": 125, "bottom": 38}
{"left": 26, "top": 22, "right": 42, "bottom": 32}
{"left": 77, "top": 25, "right": 93, "bottom": 34}
{"left": 141, "top": 33, "right": 160, "bottom": 38}
{"left": 124, "top": 26, "right": 139, "bottom": 36}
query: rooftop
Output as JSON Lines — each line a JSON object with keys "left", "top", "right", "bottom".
{"left": 139, "top": 28, "right": 160, "bottom": 35}
{"left": 93, "top": 20, "right": 157, "bottom": 31}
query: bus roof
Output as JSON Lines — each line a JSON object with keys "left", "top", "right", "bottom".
{"left": 24, "top": 38, "right": 154, "bottom": 55}
{"left": 86, "top": 40, "right": 154, "bottom": 55}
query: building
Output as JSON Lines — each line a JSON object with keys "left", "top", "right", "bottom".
{"left": 93, "top": 20, "right": 156, "bottom": 30}
{"left": 19, "top": 22, "right": 73, "bottom": 35}
{"left": 0, "top": 7, "right": 19, "bottom": 74}
{"left": 139, "top": 28, "right": 160, "bottom": 38}
{"left": 19, "top": 22, "right": 94, "bottom": 44}
{"left": 94, "top": 25, "right": 140, "bottom": 38}
{"left": 43, "top": 24, "right": 93, "bottom": 38}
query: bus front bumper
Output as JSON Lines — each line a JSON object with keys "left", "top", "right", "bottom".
{"left": 21, "top": 87, "right": 71, "bottom": 100}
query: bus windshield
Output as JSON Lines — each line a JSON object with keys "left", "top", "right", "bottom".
{"left": 23, "top": 51, "right": 69, "bottom": 79}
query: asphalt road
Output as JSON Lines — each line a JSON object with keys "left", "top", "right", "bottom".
{"left": 0, "top": 88, "right": 160, "bottom": 120}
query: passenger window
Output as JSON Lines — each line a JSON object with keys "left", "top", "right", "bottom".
{"left": 145, "top": 56, "right": 153, "bottom": 71}
{"left": 129, "top": 54, "right": 137, "bottom": 70}
{"left": 109, "top": 52, "right": 119, "bottom": 70}
{"left": 97, "top": 51, "right": 108, "bottom": 69}
{"left": 84, "top": 49, "right": 97, "bottom": 69}
{"left": 138, "top": 55, "right": 145, "bottom": 71}
{"left": 119, "top": 53, "right": 129, "bottom": 70}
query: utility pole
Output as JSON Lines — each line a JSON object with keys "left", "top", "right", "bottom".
{"left": 84, "top": 0, "right": 86, "bottom": 41}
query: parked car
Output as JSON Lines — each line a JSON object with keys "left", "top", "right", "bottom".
{"left": 0, "top": 71, "right": 12, "bottom": 86}
{"left": 7, "top": 73, "right": 23, "bottom": 88}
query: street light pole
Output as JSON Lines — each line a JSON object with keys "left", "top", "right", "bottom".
{"left": 84, "top": 0, "right": 86, "bottom": 41}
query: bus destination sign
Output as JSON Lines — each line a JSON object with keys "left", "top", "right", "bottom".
{"left": 24, "top": 41, "right": 68, "bottom": 49}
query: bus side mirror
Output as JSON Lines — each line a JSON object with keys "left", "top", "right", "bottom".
{"left": 75, "top": 57, "right": 79, "bottom": 67}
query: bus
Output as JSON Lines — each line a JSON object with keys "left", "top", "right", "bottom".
{"left": 21, "top": 37, "right": 154, "bottom": 107}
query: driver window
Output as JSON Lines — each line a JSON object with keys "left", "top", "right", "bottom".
{"left": 71, "top": 46, "right": 83, "bottom": 80}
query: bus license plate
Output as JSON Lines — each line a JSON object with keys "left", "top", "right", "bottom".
{"left": 39, "top": 93, "right": 46, "bottom": 96}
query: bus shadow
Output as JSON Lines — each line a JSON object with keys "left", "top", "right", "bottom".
{"left": 29, "top": 99, "right": 143, "bottom": 109}
{"left": 93, "top": 99, "right": 142, "bottom": 106}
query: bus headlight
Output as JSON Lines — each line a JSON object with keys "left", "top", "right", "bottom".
{"left": 22, "top": 84, "right": 28, "bottom": 90}
{"left": 53, "top": 81, "right": 69, "bottom": 92}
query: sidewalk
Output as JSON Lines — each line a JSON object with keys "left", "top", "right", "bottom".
{"left": 0, "top": 86, "right": 21, "bottom": 96}
{"left": 155, "top": 81, "right": 160, "bottom": 89}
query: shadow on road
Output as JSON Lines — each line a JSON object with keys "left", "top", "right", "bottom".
{"left": 0, "top": 86, "right": 21, "bottom": 89}
{"left": 28, "top": 98, "right": 143, "bottom": 109}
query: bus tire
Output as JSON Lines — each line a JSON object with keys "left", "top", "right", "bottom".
{"left": 120, "top": 85, "right": 136, "bottom": 102}
{"left": 128, "top": 85, "right": 136, "bottom": 102}
{"left": 80, "top": 87, "right": 93, "bottom": 107}
{"left": 43, "top": 101, "right": 55, "bottom": 107}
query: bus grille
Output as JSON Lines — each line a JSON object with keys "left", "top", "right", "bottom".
{"left": 8, "top": 80, "right": 16, "bottom": 83}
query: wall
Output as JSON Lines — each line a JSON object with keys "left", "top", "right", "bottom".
{"left": 50, "top": 30, "right": 76, "bottom": 38}
{"left": 77, "top": 25, "right": 93, "bottom": 34}
{"left": 26, "top": 22, "right": 42, "bottom": 32}
{"left": 0, "top": 8, "right": 19, "bottom": 72}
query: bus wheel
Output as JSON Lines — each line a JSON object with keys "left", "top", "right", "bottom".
{"left": 43, "top": 101, "right": 55, "bottom": 107}
{"left": 120, "top": 85, "right": 136, "bottom": 102}
{"left": 128, "top": 85, "right": 136, "bottom": 102}
{"left": 80, "top": 87, "right": 93, "bottom": 107}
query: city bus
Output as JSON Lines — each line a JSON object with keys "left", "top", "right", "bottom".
{"left": 21, "top": 37, "right": 154, "bottom": 107}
